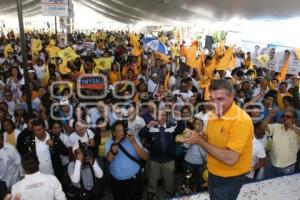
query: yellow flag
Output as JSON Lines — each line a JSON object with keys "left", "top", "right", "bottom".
{"left": 185, "top": 42, "right": 198, "bottom": 68}
{"left": 31, "top": 38, "right": 42, "bottom": 52}
{"left": 4, "top": 44, "right": 13, "bottom": 57}
{"left": 215, "top": 41, "right": 225, "bottom": 57}
{"left": 294, "top": 48, "right": 300, "bottom": 60}
{"left": 171, "top": 44, "right": 180, "bottom": 58}
{"left": 195, "top": 52, "right": 205, "bottom": 73}
{"left": 130, "top": 33, "right": 139, "bottom": 47}
{"left": 204, "top": 84, "right": 211, "bottom": 101}
{"left": 154, "top": 51, "right": 170, "bottom": 64}
{"left": 43, "top": 65, "right": 50, "bottom": 87}
{"left": 276, "top": 55, "right": 290, "bottom": 82}
{"left": 97, "top": 32, "right": 106, "bottom": 40}
{"left": 164, "top": 72, "right": 170, "bottom": 90}
{"left": 110, "top": 35, "right": 115, "bottom": 42}
{"left": 199, "top": 78, "right": 211, "bottom": 101}
{"left": 58, "top": 47, "right": 78, "bottom": 61}
{"left": 91, "top": 33, "right": 97, "bottom": 42}
{"left": 132, "top": 46, "right": 142, "bottom": 56}
{"left": 228, "top": 54, "right": 237, "bottom": 69}
{"left": 50, "top": 39, "right": 56, "bottom": 46}
{"left": 215, "top": 47, "right": 234, "bottom": 70}
{"left": 47, "top": 45, "right": 60, "bottom": 58}
{"left": 257, "top": 54, "right": 270, "bottom": 67}
{"left": 59, "top": 59, "right": 71, "bottom": 75}
{"left": 80, "top": 64, "right": 85, "bottom": 74}
{"left": 205, "top": 58, "right": 216, "bottom": 79}
{"left": 94, "top": 57, "right": 113, "bottom": 72}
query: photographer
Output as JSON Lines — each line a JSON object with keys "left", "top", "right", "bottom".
{"left": 69, "top": 120, "right": 95, "bottom": 151}
{"left": 68, "top": 142, "right": 104, "bottom": 200}
{"left": 105, "top": 120, "right": 148, "bottom": 200}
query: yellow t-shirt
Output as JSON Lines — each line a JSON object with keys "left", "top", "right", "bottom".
{"left": 109, "top": 71, "right": 121, "bottom": 84}
{"left": 7, "top": 131, "right": 16, "bottom": 146}
{"left": 205, "top": 103, "right": 254, "bottom": 177}
{"left": 98, "top": 134, "right": 111, "bottom": 157}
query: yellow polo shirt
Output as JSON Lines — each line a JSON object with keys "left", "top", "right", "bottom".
{"left": 266, "top": 123, "right": 300, "bottom": 168}
{"left": 205, "top": 103, "right": 254, "bottom": 177}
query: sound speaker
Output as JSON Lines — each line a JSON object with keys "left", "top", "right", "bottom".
{"left": 205, "top": 35, "right": 213, "bottom": 51}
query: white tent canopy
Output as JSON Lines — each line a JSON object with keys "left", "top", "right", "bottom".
{"left": 1, "top": 0, "right": 300, "bottom": 23}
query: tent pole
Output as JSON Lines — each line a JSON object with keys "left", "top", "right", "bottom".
{"left": 55, "top": 16, "right": 58, "bottom": 44}
{"left": 16, "top": 0, "right": 32, "bottom": 113}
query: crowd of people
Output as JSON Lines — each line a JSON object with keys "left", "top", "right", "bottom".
{"left": 0, "top": 29, "right": 300, "bottom": 200}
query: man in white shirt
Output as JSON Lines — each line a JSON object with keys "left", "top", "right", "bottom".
{"left": 33, "top": 122, "right": 55, "bottom": 175}
{"left": 127, "top": 106, "right": 146, "bottom": 140}
{"left": 88, "top": 101, "right": 107, "bottom": 126}
{"left": 246, "top": 123, "right": 266, "bottom": 181}
{"left": 22, "top": 119, "right": 69, "bottom": 183}
{"left": 172, "top": 78, "right": 193, "bottom": 102}
{"left": 11, "top": 153, "right": 66, "bottom": 200}
{"left": 33, "top": 59, "right": 46, "bottom": 81}
{"left": 0, "top": 133, "right": 22, "bottom": 191}
{"left": 3, "top": 90, "right": 16, "bottom": 116}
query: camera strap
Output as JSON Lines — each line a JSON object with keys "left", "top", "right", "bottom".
{"left": 118, "top": 144, "right": 142, "bottom": 168}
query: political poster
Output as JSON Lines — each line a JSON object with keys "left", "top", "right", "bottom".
{"left": 79, "top": 76, "right": 105, "bottom": 90}
{"left": 41, "top": 0, "right": 68, "bottom": 16}
{"left": 273, "top": 50, "right": 300, "bottom": 75}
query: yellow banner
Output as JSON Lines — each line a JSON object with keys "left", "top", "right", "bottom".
{"left": 58, "top": 47, "right": 78, "bottom": 61}
{"left": 31, "top": 38, "right": 42, "bottom": 52}
{"left": 94, "top": 57, "right": 113, "bottom": 72}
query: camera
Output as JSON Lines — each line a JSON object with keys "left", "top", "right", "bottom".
{"left": 122, "top": 120, "right": 129, "bottom": 135}
{"left": 78, "top": 140, "right": 94, "bottom": 160}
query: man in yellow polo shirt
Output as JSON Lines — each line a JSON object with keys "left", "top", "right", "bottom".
{"left": 183, "top": 79, "right": 253, "bottom": 200}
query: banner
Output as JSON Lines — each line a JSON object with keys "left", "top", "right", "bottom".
{"left": 94, "top": 57, "right": 113, "bottom": 71}
{"left": 41, "top": 0, "right": 68, "bottom": 16}
{"left": 79, "top": 76, "right": 105, "bottom": 90}
{"left": 58, "top": 47, "right": 78, "bottom": 61}
{"left": 273, "top": 50, "right": 300, "bottom": 75}
{"left": 81, "top": 42, "right": 96, "bottom": 50}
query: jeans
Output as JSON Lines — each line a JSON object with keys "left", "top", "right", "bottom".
{"left": 208, "top": 172, "right": 247, "bottom": 200}
{"left": 183, "top": 161, "right": 205, "bottom": 192}
{"left": 264, "top": 161, "right": 295, "bottom": 179}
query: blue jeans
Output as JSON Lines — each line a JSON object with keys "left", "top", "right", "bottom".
{"left": 208, "top": 172, "right": 247, "bottom": 200}
{"left": 264, "top": 161, "right": 295, "bottom": 179}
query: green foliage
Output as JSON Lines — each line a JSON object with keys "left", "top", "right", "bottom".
{"left": 212, "top": 31, "right": 227, "bottom": 44}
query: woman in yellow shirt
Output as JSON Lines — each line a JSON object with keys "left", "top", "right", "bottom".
{"left": 109, "top": 62, "right": 121, "bottom": 84}
{"left": 3, "top": 119, "right": 21, "bottom": 146}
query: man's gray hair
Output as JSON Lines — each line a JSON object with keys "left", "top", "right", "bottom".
{"left": 209, "top": 79, "right": 234, "bottom": 95}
